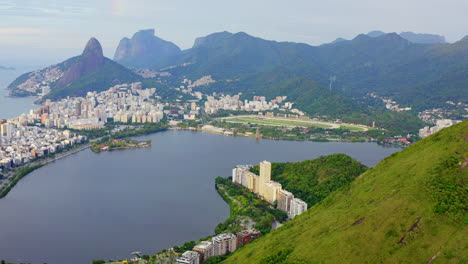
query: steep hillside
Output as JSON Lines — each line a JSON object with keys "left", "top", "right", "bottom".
{"left": 224, "top": 120, "right": 467, "bottom": 264}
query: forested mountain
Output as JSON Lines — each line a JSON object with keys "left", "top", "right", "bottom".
{"left": 144, "top": 30, "right": 467, "bottom": 111}
{"left": 223, "top": 120, "right": 467, "bottom": 264}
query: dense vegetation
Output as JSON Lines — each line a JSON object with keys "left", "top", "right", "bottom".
{"left": 224, "top": 120, "right": 467, "bottom": 263}
{"left": 198, "top": 69, "right": 428, "bottom": 134}
{"left": 250, "top": 154, "right": 368, "bottom": 207}
{"left": 158, "top": 31, "right": 468, "bottom": 112}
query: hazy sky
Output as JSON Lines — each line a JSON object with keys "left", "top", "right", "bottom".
{"left": 1, "top": 0, "right": 467, "bottom": 66}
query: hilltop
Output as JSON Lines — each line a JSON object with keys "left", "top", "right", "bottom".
{"left": 223, "top": 120, "right": 467, "bottom": 263}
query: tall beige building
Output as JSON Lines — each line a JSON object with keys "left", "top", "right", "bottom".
{"left": 232, "top": 160, "right": 308, "bottom": 219}
{"left": 259, "top": 160, "right": 271, "bottom": 197}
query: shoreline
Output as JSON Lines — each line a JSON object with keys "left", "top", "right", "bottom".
{"left": 0, "top": 126, "right": 166, "bottom": 199}
{"left": 0, "top": 143, "right": 90, "bottom": 199}
{"left": 172, "top": 126, "right": 380, "bottom": 143}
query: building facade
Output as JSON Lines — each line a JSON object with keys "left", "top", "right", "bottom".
{"left": 232, "top": 160, "right": 308, "bottom": 219}
{"left": 176, "top": 251, "right": 200, "bottom": 264}
{"left": 212, "top": 233, "right": 237, "bottom": 256}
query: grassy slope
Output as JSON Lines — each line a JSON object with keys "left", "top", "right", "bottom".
{"left": 224, "top": 120, "right": 467, "bottom": 264}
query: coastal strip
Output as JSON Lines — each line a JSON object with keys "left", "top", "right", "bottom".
{"left": 0, "top": 143, "right": 90, "bottom": 199}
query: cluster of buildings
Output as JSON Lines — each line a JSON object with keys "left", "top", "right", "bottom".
{"left": 15, "top": 65, "right": 63, "bottom": 95}
{"left": 20, "top": 82, "right": 165, "bottom": 130}
{"left": 418, "top": 119, "right": 461, "bottom": 138}
{"left": 204, "top": 93, "right": 294, "bottom": 114}
{"left": 368, "top": 93, "right": 412, "bottom": 112}
{"left": 0, "top": 82, "right": 170, "bottom": 171}
{"left": 418, "top": 101, "right": 467, "bottom": 124}
{"left": 177, "top": 229, "right": 261, "bottom": 264}
{"left": 232, "top": 161, "right": 308, "bottom": 219}
{"left": 0, "top": 119, "right": 85, "bottom": 170}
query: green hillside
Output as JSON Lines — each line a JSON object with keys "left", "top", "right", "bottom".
{"left": 224, "top": 120, "right": 467, "bottom": 264}
{"left": 158, "top": 31, "right": 468, "bottom": 112}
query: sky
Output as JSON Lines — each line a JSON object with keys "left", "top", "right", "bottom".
{"left": 1, "top": 0, "right": 467, "bottom": 66}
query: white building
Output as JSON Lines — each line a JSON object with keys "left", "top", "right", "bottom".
{"left": 176, "top": 251, "right": 200, "bottom": 264}
{"left": 290, "top": 198, "right": 308, "bottom": 219}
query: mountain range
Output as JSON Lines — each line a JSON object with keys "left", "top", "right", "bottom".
{"left": 7, "top": 29, "right": 467, "bottom": 133}
{"left": 109, "top": 29, "right": 465, "bottom": 114}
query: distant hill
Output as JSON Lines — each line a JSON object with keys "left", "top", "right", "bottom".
{"left": 8, "top": 38, "right": 139, "bottom": 100}
{"left": 367, "top": 30, "right": 386, "bottom": 38}
{"left": 114, "top": 29, "right": 181, "bottom": 68}
{"left": 224, "top": 120, "right": 467, "bottom": 264}
{"left": 366, "top": 30, "right": 446, "bottom": 44}
{"left": 399, "top": 31, "right": 446, "bottom": 44}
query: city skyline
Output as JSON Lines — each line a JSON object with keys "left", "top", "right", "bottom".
{"left": 1, "top": 0, "right": 467, "bottom": 65}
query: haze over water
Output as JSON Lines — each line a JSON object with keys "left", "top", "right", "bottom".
{"left": 0, "top": 68, "right": 38, "bottom": 119}
{"left": 0, "top": 129, "right": 400, "bottom": 264}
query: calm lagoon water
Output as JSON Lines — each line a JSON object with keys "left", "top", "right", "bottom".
{"left": 0, "top": 129, "right": 400, "bottom": 264}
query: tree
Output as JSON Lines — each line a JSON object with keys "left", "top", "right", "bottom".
{"left": 92, "top": 260, "right": 106, "bottom": 264}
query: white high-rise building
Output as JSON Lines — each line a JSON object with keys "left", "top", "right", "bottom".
{"left": 290, "top": 198, "right": 308, "bottom": 219}
{"left": 176, "top": 251, "right": 200, "bottom": 264}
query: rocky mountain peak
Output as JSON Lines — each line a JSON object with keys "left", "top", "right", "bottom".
{"left": 83, "top": 37, "right": 103, "bottom": 55}
{"left": 113, "top": 29, "right": 181, "bottom": 68}
{"left": 55, "top": 37, "right": 105, "bottom": 88}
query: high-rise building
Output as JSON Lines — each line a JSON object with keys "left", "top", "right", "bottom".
{"left": 176, "top": 251, "right": 200, "bottom": 264}
{"left": 193, "top": 241, "right": 214, "bottom": 261}
{"left": 237, "top": 229, "right": 261, "bottom": 247}
{"left": 212, "top": 233, "right": 237, "bottom": 256}
{"left": 259, "top": 160, "right": 271, "bottom": 196}
{"left": 290, "top": 198, "right": 308, "bottom": 219}
{"left": 76, "top": 101, "right": 82, "bottom": 116}
{"left": 264, "top": 181, "right": 282, "bottom": 203}
{"left": 278, "top": 189, "right": 294, "bottom": 213}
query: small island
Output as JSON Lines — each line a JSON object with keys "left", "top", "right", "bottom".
{"left": 91, "top": 138, "right": 151, "bottom": 153}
